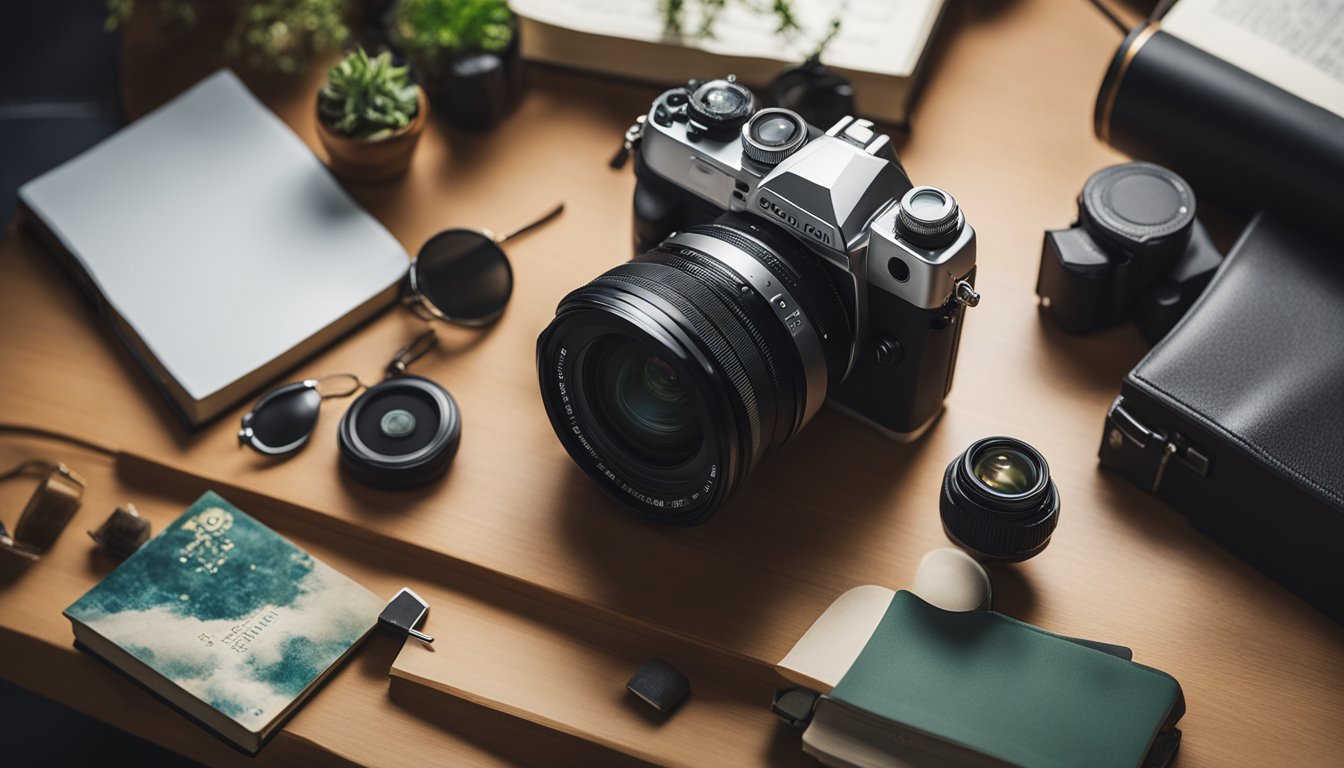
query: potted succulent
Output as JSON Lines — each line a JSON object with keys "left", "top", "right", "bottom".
{"left": 316, "top": 46, "right": 427, "bottom": 182}
{"left": 387, "top": 0, "right": 523, "bottom": 129}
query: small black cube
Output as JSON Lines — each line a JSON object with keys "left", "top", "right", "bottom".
{"left": 626, "top": 658, "right": 690, "bottom": 714}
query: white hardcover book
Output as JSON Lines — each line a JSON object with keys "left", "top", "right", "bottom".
{"left": 19, "top": 70, "right": 409, "bottom": 426}
{"left": 510, "top": 0, "right": 948, "bottom": 126}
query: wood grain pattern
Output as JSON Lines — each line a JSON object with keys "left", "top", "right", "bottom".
{"left": 1, "top": 1, "right": 1341, "bottom": 766}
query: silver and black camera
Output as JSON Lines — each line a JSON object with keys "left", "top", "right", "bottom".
{"left": 537, "top": 76, "right": 980, "bottom": 524}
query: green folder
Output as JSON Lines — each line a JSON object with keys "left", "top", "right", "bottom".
{"left": 826, "top": 591, "right": 1184, "bottom": 768}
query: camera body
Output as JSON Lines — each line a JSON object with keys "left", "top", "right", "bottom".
{"left": 631, "top": 77, "right": 979, "bottom": 440}
{"left": 1036, "top": 162, "right": 1223, "bottom": 345}
{"left": 537, "top": 76, "right": 978, "bottom": 524}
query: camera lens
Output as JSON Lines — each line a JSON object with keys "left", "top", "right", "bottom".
{"left": 687, "top": 78, "right": 755, "bottom": 135}
{"left": 589, "top": 337, "right": 702, "bottom": 466}
{"left": 940, "top": 436, "right": 1059, "bottom": 562}
{"left": 537, "top": 212, "right": 851, "bottom": 524}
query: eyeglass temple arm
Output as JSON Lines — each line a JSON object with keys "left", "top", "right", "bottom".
{"left": 0, "top": 459, "right": 85, "bottom": 487}
{"left": 387, "top": 328, "right": 440, "bottom": 377}
{"left": 495, "top": 202, "right": 565, "bottom": 244}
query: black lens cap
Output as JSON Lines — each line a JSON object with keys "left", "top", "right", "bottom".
{"left": 337, "top": 376, "right": 461, "bottom": 489}
{"left": 1079, "top": 162, "right": 1196, "bottom": 262}
{"left": 940, "top": 436, "right": 1059, "bottom": 562}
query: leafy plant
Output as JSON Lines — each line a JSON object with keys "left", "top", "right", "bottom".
{"left": 318, "top": 47, "right": 420, "bottom": 140}
{"left": 389, "top": 0, "right": 514, "bottom": 66}
{"left": 659, "top": 0, "right": 842, "bottom": 59}
{"left": 105, "top": 0, "right": 352, "bottom": 73}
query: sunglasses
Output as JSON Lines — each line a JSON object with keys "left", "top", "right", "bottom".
{"left": 238, "top": 204, "right": 563, "bottom": 456}
{"left": 0, "top": 459, "right": 85, "bottom": 562}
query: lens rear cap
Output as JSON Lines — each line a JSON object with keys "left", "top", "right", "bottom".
{"left": 1079, "top": 162, "right": 1195, "bottom": 260}
{"left": 338, "top": 376, "right": 461, "bottom": 489}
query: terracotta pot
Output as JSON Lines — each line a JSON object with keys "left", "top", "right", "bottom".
{"left": 316, "top": 87, "right": 427, "bottom": 182}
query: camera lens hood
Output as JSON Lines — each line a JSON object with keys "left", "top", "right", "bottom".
{"left": 940, "top": 436, "right": 1059, "bottom": 562}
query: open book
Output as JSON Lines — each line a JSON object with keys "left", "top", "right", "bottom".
{"left": 510, "top": 0, "right": 948, "bottom": 125}
{"left": 1159, "top": 0, "right": 1344, "bottom": 119}
{"left": 778, "top": 588, "right": 1186, "bottom": 768}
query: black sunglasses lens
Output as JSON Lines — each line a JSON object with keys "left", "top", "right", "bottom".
{"left": 414, "top": 230, "right": 513, "bottom": 323}
{"left": 242, "top": 383, "right": 322, "bottom": 454}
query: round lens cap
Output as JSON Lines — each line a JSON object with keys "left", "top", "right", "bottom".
{"left": 337, "top": 376, "right": 461, "bottom": 489}
{"left": 1079, "top": 162, "right": 1196, "bottom": 259}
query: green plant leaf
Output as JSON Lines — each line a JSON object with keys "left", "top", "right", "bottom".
{"left": 320, "top": 46, "right": 421, "bottom": 139}
{"left": 389, "top": 0, "right": 515, "bottom": 66}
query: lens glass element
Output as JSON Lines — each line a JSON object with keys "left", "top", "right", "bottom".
{"left": 971, "top": 447, "right": 1039, "bottom": 495}
{"left": 697, "top": 82, "right": 750, "bottom": 117}
{"left": 752, "top": 116, "right": 798, "bottom": 146}
{"left": 590, "top": 338, "right": 702, "bottom": 467}
{"left": 907, "top": 189, "right": 948, "bottom": 219}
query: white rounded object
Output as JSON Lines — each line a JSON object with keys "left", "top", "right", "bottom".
{"left": 912, "top": 547, "right": 993, "bottom": 612}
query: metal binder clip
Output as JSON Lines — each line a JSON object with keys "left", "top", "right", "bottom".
{"left": 379, "top": 587, "right": 434, "bottom": 644}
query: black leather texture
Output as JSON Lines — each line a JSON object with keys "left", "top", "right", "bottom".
{"left": 1097, "top": 29, "right": 1344, "bottom": 241}
{"left": 1133, "top": 215, "right": 1344, "bottom": 509}
{"left": 1105, "top": 213, "right": 1344, "bottom": 622}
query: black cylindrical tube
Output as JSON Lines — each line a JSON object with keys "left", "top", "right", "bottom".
{"left": 1096, "top": 23, "right": 1344, "bottom": 240}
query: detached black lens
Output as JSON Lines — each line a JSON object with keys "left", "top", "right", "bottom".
{"left": 940, "top": 436, "right": 1059, "bottom": 562}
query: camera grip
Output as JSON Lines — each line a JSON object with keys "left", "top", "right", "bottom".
{"left": 831, "top": 271, "right": 974, "bottom": 439}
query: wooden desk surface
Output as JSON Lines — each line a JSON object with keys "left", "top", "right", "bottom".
{"left": 3, "top": 1, "right": 1341, "bottom": 766}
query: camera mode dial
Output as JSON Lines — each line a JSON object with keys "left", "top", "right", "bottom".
{"left": 741, "top": 108, "right": 809, "bottom": 165}
{"left": 896, "top": 186, "right": 961, "bottom": 248}
{"left": 686, "top": 76, "right": 755, "bottom": 137}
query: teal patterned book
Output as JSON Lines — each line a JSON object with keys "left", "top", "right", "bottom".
{"left": 64, "top": 491, "right": 382, "bottom": 754}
